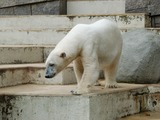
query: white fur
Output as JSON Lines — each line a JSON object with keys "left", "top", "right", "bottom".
{"left": 45, "top": 19, "right": 123, "bottom": 94}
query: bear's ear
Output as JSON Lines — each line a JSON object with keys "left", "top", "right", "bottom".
{"left": 60, "top": 52, "right": 66, "bottom": 58}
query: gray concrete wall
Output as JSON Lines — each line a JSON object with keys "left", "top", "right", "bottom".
{"left": 67, "top": 0, "right": 125, "bottom": 15}
{"left": 0, "top": 0, "right": 67, "bottom": 15}
{"left": 126, "top": 0, "right": 160, "bottom": 15}
{"left": 126, "top": 0, "right": 160, "bottom": 27}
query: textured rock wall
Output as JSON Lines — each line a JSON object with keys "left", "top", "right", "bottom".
{"left": 0, "top": 0, "right": 67, "bottom": 15}
{"left": 117, "top": 29, "right": 160, "bottom": 84}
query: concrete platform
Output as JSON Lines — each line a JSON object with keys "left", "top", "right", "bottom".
{"left": 0, "top": 83, "right": 147, "bottom": 96}
{"left": 0, "top": 83, "right": 159, "bottom": 120}
{"left": 0, "top": 63, "right": 76, "bottom": 87}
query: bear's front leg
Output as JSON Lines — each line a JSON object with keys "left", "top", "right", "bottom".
{"left": 71, "top": 43, "right": 100, "bottom": 95}
{"left": 71, "top": 60, "right": 99, "bottom": 95}
{"left": 73, "top": 57, "right": 83, "bottom": 84}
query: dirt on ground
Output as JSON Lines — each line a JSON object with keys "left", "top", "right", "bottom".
{"left": 119, "top": 111, "right": 160, "bottom": 120}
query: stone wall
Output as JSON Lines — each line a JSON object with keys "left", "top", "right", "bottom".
{"left": 125, "top": 0, "right": 160, "bottom": 15}
{"left": 0, "top": 0, "right": 67, "bottom": 15}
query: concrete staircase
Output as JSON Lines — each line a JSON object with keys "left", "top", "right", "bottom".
{"left": 0, "top": 45, "right": 76, "bottom": 87}
{"left": 0, "top": 1, "right": 160, "bottom": 119}
{"left": 0, "top": 13, "right": 151, "bottom": 45}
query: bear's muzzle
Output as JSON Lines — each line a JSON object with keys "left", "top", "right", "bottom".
{"left": 45, "top": 66, "right": 56, "bottom": 78}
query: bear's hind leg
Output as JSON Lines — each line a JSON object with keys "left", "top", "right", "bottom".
{"left": 73, "top": 57, "right": 84, "bottom": 84}
{"left": 104, "top": 61, "right": 119, "bottom": 88}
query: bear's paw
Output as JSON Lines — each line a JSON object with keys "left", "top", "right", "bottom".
{"left": 70, "top": 88, "right": 89, "bottom": 95}
{"left": 105, "top": 82, "right": 118, "bottom": 88}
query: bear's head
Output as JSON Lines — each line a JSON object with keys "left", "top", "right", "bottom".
{"left": 45, "top": 51, "right": 67, "bottom": 78}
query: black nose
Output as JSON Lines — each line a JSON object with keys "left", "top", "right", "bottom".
{"left": 45, "top": 74, "right": 51, "bottom": 78}
{"left": 45, "top": 73, "right": 56, "bottom": 78}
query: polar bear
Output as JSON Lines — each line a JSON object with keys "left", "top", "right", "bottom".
{"left": 45, "top": 19, "right": 123, "bottom": 94}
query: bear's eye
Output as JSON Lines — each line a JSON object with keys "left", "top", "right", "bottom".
{"left": 49, "top": 63, "right": 55, "bottom": 67}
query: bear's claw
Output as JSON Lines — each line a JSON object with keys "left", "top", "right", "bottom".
{"left": 105, "top": 82, "right": 118, "bottom": 88}
{"left": 70, "top": 87, "right": 89, "bottom": 95}
{"left": 107, "top": 85, "right": 118, "bottom": 88}
{"left": 70, "top": 90, "right": 82, "bottom": 95}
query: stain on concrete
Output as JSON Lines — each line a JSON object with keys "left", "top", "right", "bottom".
{"left": 14, "top": 60, "right": 23, "bottom": 64}
{"left": 149, "top": 94, "right": 160, "bottom": 111}
{"left": 152, "top": 100, "right": 157, "bottom": 107}
{"left": 0, "top": 70, "right": 7, "bottom": 85}
{"left": 0, "top": 95, "right": 16, "bottom": 119}
{"left": 67, "top": 15, "right": 76, "bottom": 21}
{"left": 118, "top": 15, "right": 132, "bottom": 24}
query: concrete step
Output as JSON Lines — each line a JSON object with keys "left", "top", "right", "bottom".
{"left": 0, "top": 29, "right": 69, "bottom": 45}
{"left": 0, "top": 45, "right": 54, "bottom": 64}
{"left": 67, "top": 0, "right": 125, "bottom": 15}
{"left": 0, "top": 14, "right": 150, "bottom": 30}
{"left": 0, "top": 63, "right": 76, "bottom": 87}
{"left": 0, "top": 14, "right": 151, "bottom": 45}
{"left": 0, "top": 83, "right": 159, "bottom": 120}
{"left": 121, "top": 28, "right": 160, "bottom": 34}
{"left": 0, "top": 28, "right": 159, "bottom": 45}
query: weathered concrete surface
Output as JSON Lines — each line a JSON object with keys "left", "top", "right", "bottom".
{"left": 0, "top": 45, "right": 54, "bottom": 64}
{"left": 0, "top": 14, "right": 150, "bottom": 30}
{"left": 126, "top": 0, "right": 160, "bottom": 15}
{"left": 0, "top": 7, "right": 14, "bottom": 15}
{"left": 119, "top": 111, "right": 160, "bottom": 120}
{"left": 0, "top": 84, "right": 159, "bottom": 120}
{"left": 121, "top": 28, "right": 160, "bottom": 35}
{"left": 117, "top": 29, "right": 160, "bottom": 84}
{"left": 32, "top": 1, "right": 59, "bottom": 15}
{"left": 0, "top": 28, "right": 159, "bottom": 45}
{"left": 0, "top": 67, "right": 30, "bottom": 88}
{"left": 0, "top": 0, "right": 47, "bottom": 8}
{"left": 29, "top": 64, "right": 76, "bottom": 85}
{"left": 0, "top": 14, "right": 151, "bottom": 45}
{"left": 0, "top": 29, "right": 68, "bottom": 45}
{"left": 120, "top": 84, "right": 160, "bottom": 120}
{"left": 125, "top": 0, "right": 160, "bottom": 27}
{"left": 0, "top": 45, "right": 43, "bottom": 64}
{"left": 147, "top": 85, "right": 160, "bottom": 111}
{"left": 67, "top": 0, "right": 125, "bottom": 15}
{"left": 0, "top": 64, "right": 76, "bottom": 87}
{"left": 0, "top": 0, "right": 67, "bottom": 15}
{"left": 14, "top": 5, "right": 31, "bottom": 15}
{"left": 126, "top": 0, "right": 150, "bottom": 13}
